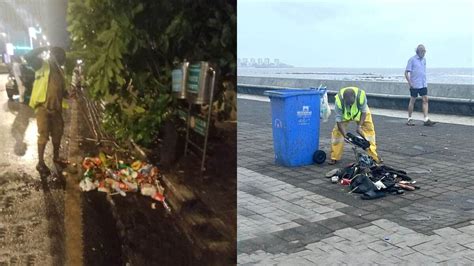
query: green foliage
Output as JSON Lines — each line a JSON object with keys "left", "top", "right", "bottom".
{"left": 67, "top": 0, "right": 236, "bottom": 147}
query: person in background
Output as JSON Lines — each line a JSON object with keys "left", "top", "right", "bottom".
{"left": 329, "top": 86, "right": 381, "bottom": 165}
{"left": 11, "top": 55, "right": 26, "bottom": 103}
{"left": 24, "top": 46, "right": 69, "bottom": 175}
{"left": 71, "top": 59, "right": 84, "bottom": 96}
{"left": 405, "top": 44, "right": 436, "bottom": 126}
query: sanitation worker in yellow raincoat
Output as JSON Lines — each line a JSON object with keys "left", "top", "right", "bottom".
{"left": 328, "top": 87, "right": 382, "bottom": 165}
{"left": 25, "top": 46, "right": 69, "bottom": 175}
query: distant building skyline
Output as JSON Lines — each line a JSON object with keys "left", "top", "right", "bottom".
{"left": 238, "top": 57, "right": 293, "bottom": 68}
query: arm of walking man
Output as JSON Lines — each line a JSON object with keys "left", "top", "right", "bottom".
{"left": 405, "top": 57, "right": 413, "bottom": 88}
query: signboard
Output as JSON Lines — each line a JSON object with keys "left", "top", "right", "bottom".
{"left": 172, "top": 68, "right": 183, "bottom": 93}
{"left": 190, "top": 115, "right": 207, "bottom": 136}
{"left": 187, "top": 63, "right": 201, "bottom": 94}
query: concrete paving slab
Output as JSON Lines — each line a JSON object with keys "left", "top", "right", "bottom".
{"left": 237, "top": 98, "right": 474, "bottom": 264}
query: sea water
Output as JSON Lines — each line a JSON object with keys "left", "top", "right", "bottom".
{"left": 238, "top": 67, "right": 473, "bottom": 85}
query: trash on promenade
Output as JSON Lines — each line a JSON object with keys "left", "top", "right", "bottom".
{"left": 79, "top": 153, "right": 171, "bottom": 212}
{"left": 326, "top": 163, "right": 420, "bottom": 200}
{"left": 324, "top": 131, "right": 420, "bottom": 200}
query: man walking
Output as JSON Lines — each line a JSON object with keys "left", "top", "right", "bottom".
{"left": 11, "top": 56, "right": 26, "bottom": 103}
{"left": 25, "top": 46, "right": 69, "bottom": 175}
{"left": 328, "top": 87, "right": 381, "bottom": 165}
{"left": 405, "top": 44, "right": 436, "bottom": 126}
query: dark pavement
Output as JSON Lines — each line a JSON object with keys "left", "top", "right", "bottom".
{"left": 237, "top": 97, "right": 474, "bottom": 264}
{"left": 0, "top": 73, "right": 67, "bottom": 264}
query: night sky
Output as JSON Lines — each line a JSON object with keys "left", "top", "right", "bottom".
{"left": 0, "top": 0, "right": 69, "bottom": 49}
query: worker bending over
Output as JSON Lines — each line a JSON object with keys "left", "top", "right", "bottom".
{"left": 329, "top": 87, "right": 382, "bottom": 165}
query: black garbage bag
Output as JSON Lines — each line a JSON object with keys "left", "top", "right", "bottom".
{"left": 338, "top": 163, "right": 356, "bottom": 179}
{"left": 370, "top": 173, "right": 396, "bottom": 189}
{"left": 346, "top": 133, "right": 370, "bottom": 150}
{"left": 361, "top": 190, "right": 386, "bottom": 200}
{"left": 350, "top": 174, "right": 377, "bottom": 194}
{"left": 380, "top": 177, "right": 396, "bottom": 188}
{"left": 371, "top": 165, "right": 412, "bottom": 181}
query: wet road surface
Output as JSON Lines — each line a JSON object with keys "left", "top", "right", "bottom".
{"left": 0, "top": 73, "right": 238, "bottom": 265}
{"left": 0, "top": 73, "right": 65, "bottom": 264}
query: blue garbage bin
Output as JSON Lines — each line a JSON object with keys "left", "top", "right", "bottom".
{"left": 265, "top": 88, "right": 326, "bottom": 167}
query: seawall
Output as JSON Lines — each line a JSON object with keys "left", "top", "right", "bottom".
{"left": 237, "top": 76, "right": 474, "bottom": 116}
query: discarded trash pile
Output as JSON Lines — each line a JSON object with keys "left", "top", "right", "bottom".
{"left": 326, "top": 132, "right": 420, "bottom": 200}
{"left": 326, "top": 164, "right": 420, "bottom": 200}
{"left": 79, "top": 153, "right": 171, "bottom": 211}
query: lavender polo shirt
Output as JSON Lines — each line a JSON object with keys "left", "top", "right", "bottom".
{"left": 405, "top": 55, "right": 427, "bottom": 89}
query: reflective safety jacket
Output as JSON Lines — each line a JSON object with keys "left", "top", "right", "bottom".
{"left": 29, "top": 60, "right": 68, "bottom": 110}
{"left": 335, "top": 87, "right": 366, "bottom": 121}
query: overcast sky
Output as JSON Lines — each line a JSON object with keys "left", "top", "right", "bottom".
{"left": 238, "top": 0, "right": 474, "bottom": 68}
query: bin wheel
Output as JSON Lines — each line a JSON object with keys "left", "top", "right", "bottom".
{"left": 313, "top": 150, "right": 326, "bottom": 164}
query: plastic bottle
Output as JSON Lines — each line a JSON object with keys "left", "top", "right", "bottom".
{"left": 106, "top": 169, "right": 120, "bottom": 180}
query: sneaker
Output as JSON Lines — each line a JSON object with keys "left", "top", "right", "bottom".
{"left": 36, "top": 162, "right": 50, "bottom": 175}
{"left": 325, "top": 168, "right": 341, "bottom": 178}
{"left": 423, "top": 120, "right": 436, "bottom": 126}
{"left": 406, "top": 119, "right": 415, "bottom": 126}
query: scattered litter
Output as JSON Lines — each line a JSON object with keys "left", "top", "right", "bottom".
{"left": 373, "top": 180, "right": 386, "bottom": 190}
{"left": 406, "top": 214, "right": 431, "bottom": 221}
{"left": 78, "top": 153, "right": 171, "bottom": 212}
{"left": 413, "top": 145, "right": 425, "bottom": 152}
{"left": 408, "top": 168, "right": 431, "bottom": 174}
{"left": 340, "top": 178, "right": 351, "bottom": 186}
{"left": 325, "top": 168, "right": 340, "bottom": 178}
{"left": 328, "top": 131, "right": 420, "bottom": 200}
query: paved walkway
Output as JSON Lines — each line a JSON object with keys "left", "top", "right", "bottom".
{"left": 237, "top": 98, "right": 474, "bottom": 265}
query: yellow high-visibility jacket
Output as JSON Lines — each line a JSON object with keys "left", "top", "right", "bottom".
{"left": 29, "top": 60, "right": 68, "bottom": 110}
{"left": 335, "top": 86, "right": 366, "bottom": 122}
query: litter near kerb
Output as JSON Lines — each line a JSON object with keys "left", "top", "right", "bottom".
{"left": 79, "top": 153, "right": 171, "bottom": 212}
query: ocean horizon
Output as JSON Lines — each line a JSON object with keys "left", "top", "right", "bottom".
{"left": 237, "top": 67, "right": 474, "bottom": 85}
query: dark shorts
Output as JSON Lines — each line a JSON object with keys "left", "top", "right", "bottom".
{"left": 36, "top": 106, "right": 64, "bottom": 145}
{"left": 409, "top": 87, "right": 428, "bottom": 98}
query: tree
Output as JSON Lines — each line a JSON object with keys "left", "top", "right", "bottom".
{"left": 67, "top": 0, "right": 236, "bottom": 146}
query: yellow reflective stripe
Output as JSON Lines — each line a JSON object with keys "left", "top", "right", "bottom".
{"left": 359, "top": 90, "right": 366, "bottom": 105}
{"left": 364, "top": 136, "right": 376, "bottom": 142}
{"left": 331, "top": 138, "right": 345, "bottom": 144}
